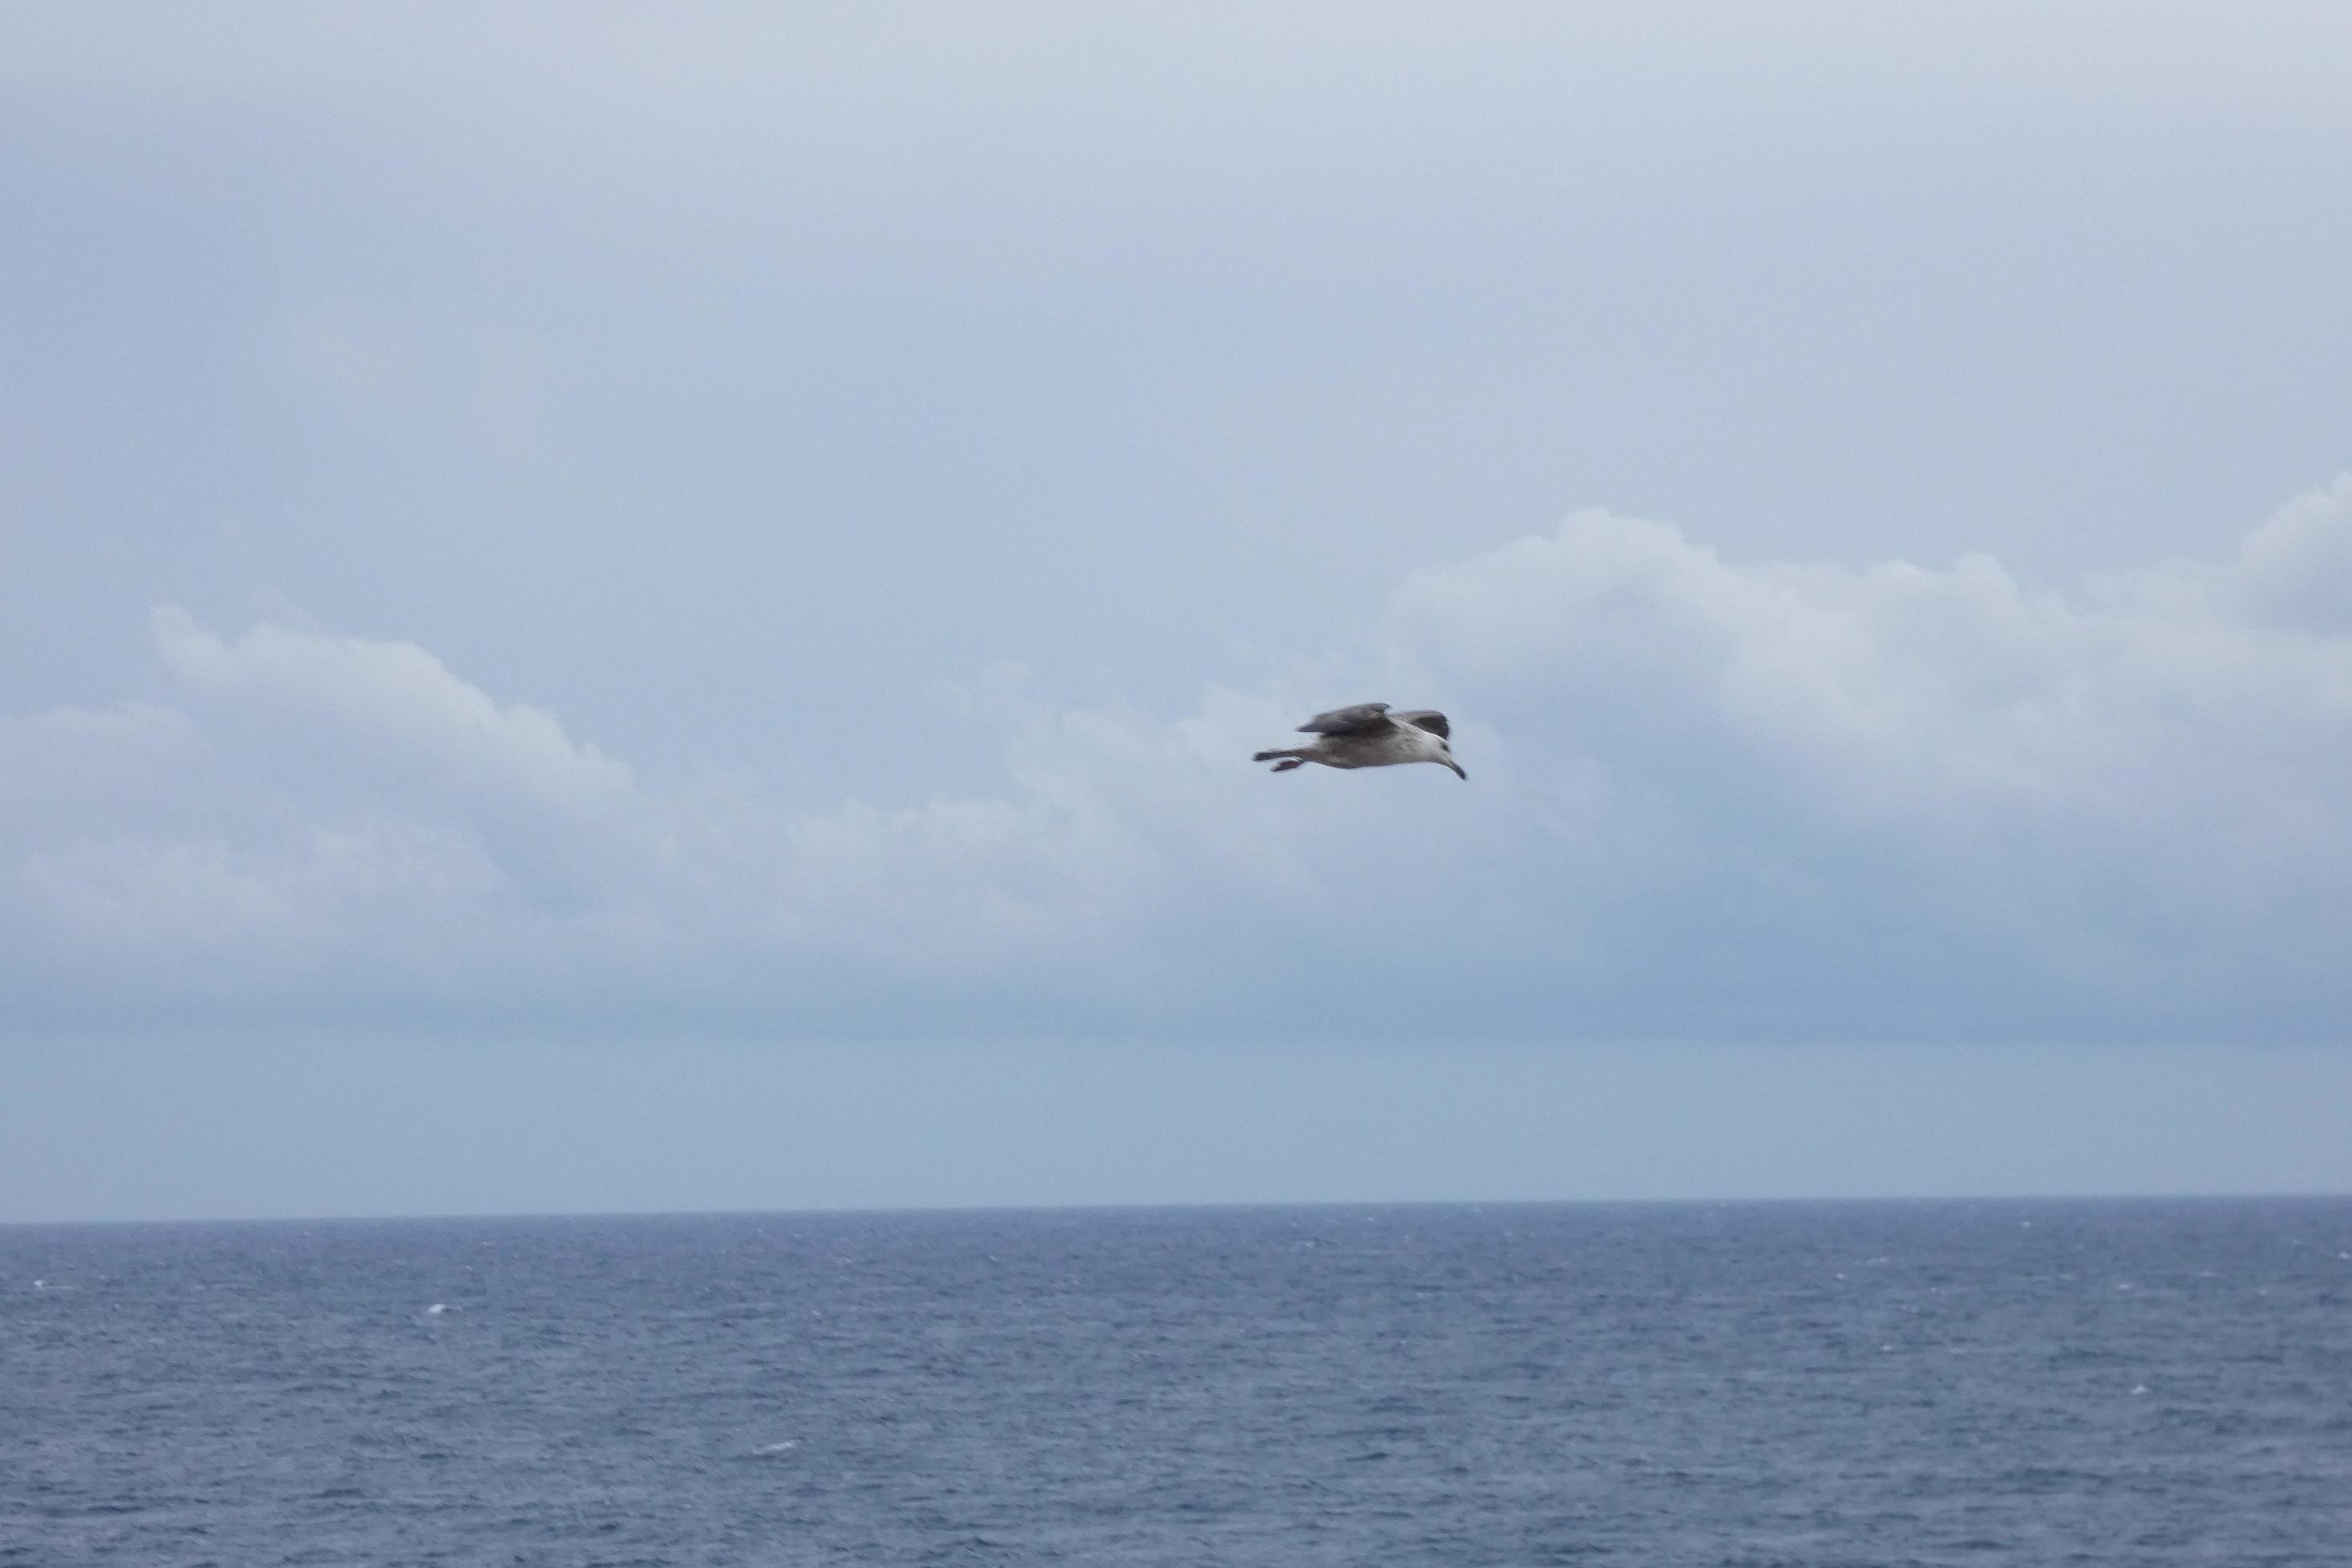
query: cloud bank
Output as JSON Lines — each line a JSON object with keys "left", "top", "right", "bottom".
{"left": 7, "top": 482, "right": 2349, "bottom": 1041}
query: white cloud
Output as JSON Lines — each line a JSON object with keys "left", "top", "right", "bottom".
{"left": 150, "top": 608, "right": 639, "bottom": 817}
{"left": 6, "top": 481, "right": 2350, "bottom": 1040}
{"left": 1390, "top": 476, "right": 2352, "bottom": 1035}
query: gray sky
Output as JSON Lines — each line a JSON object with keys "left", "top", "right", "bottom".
{"left": 5, "top": 6, "right": 2350, "bottom": 1221}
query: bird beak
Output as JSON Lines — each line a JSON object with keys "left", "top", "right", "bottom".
{"left": 1447, "top": 759, "right": 1467, "bottom": 780}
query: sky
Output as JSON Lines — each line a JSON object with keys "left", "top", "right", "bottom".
{"left": 5, "top": 6, "right": 2351, "bottom": 1222}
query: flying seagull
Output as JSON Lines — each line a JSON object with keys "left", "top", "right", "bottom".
{"left": 1253, "top": 702, "right": 1466, "bottom": 779}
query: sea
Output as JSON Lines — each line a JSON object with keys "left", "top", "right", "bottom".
{"left": 4, "top": 1198, "right": 2348, "bottom": 1566}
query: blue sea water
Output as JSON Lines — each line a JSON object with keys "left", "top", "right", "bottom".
{"left": 4, "top": 1198, "right": 2349, "bottom": 1566}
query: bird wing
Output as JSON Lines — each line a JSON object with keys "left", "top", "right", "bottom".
{"left": 1394, "top": 710, "right": 1450, "bottom": 739}
{"left": 1297, "top": 702, "right": 1393, "bottom": 736}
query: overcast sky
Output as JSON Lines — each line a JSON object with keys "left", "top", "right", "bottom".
{"left": 6, "top": 6, "right": 2351, "bottom": 1222}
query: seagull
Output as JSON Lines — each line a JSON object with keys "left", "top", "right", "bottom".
{"left": 1253, "top": 703, "right": 1466, "bottom": 779}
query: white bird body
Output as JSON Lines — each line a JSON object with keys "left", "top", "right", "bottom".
{"left": 1253, "top": 703, "right": 1466, "bottom": 779}
{"left": 1297, "top": 722, "right": 1450, "bottom": 770}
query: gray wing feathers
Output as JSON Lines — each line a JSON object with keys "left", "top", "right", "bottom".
{"left": 1298, "top": 702, "right": 1392, "bottom": 736}
{"left": 1394, "top": 710, "right": 1450, "bottom": 738}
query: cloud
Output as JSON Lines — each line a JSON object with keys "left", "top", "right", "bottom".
{"left": 6, "top": 481, "right": 2350, "bottom": 1041}
{"left": 151, "top": 608, "right": 638, "bottom": 814}
{"left": 1389, "top": 476, "right": 2352, "bottom": 1037}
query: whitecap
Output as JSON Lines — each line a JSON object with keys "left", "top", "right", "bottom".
{"left": 753, "top": 1440, "right": 798, "bottom": 1455}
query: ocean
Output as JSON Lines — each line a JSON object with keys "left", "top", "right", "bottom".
{"left": 5, "top": 1198, "right": 2348, "bottom": 1566}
